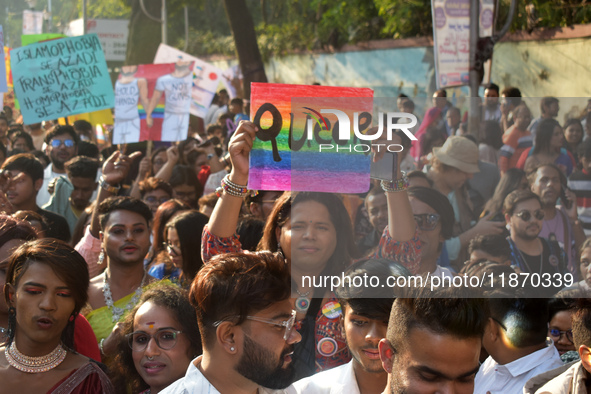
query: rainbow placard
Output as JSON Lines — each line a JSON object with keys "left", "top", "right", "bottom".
{"left": 249, "top": 83, "right": 374, "bottom": 193}
{"left": 113, "top": 62, "right": 192, "bottom": 144}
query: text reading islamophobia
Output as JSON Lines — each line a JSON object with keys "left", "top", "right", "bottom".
{"left": 11, "top": 34, "right": 115, "bottom": 123}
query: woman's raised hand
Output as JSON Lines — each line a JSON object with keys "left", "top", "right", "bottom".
{"left": 228, "top": 121, "right": 258, "bottom": 183}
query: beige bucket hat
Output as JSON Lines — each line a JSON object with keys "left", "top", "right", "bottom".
{"left": 432, "top": 136, "right": 480, "bottom": 173}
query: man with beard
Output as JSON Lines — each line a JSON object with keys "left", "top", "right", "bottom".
{"left": 146, "top": 59, "right": 194, "bottom": 141}
{"left": 529, "top": 164, "right": 585, "bottom": 280}
{"left": 289, "top": 258, "right": 409, "bottom": 394}
{"left": 36, "top": 125, "right": 79, "bottom": 206}
{"left": 113, "top": 65, "right": 149, "bottom": 145}
{"left": 504, "top": 189, "right": 567, "bottom": 296}
{"left": 161, "top": 252, "right": 301, "bottom": 394}
{"left": 379, "top": 285, "right": 488, "bottom": 394}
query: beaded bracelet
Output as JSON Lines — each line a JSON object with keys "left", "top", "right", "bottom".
{"left": 215, "top": 174, "right": 258, "bottom": 198}
{"left": 380, "top": 172, "right": 409, "bottom": 193}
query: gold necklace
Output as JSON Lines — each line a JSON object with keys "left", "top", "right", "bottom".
{"left": 5, "top": 341, "right": 67, "bottom": 373}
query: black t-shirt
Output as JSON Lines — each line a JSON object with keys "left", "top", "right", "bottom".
{"left": 514, "top": 239, "right": 564, "bottom": 297}
{"left": 36, "top": 207, "right": 71, "bottom": 243}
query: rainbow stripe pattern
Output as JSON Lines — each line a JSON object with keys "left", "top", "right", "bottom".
{"left": 249, "top": 83, "right": 374, "bottom": 193}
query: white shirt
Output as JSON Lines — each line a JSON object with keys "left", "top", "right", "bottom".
{"left": 155, "top": 73, "right": 192, "bottom": 114}
{"left": 114, "top": 79, "right": 140, "bottom": 120}
{"left": 287, "top": 360, "right": 361, "bottom": 394}
{"left": 473, "top": 344, "right": 563, "bottom": 394}
{"left": 37, "top": 164, "right": 63, "bottom": 207}
{"left": 161, "top": 356, "right": 283, "bottom": 394}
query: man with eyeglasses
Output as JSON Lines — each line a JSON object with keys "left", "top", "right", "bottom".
{"left": 161, "top": 251, "right": 301, "bottom": 393}
{"left": 503, "top": 189, "right": 568, "bottom": 295}
{"left": 37, "top": 125, "right": 79, "bottom": 206}
{"left": 529, "top": 163, "right": 586, "bottom": 281}
{"left": 475, "top": 294, "right": 563, "bottom": 394}
{"left": 524, "top": 298, "right": 591, "bottom": 393}
{"left": 139, "top": 177, "right": 173, "bottom": 215}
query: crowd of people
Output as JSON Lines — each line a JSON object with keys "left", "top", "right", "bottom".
{"left": 0, "top": 86, "right": 590, "bottom": 393}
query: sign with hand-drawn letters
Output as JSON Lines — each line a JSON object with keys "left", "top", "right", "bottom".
{"left": 249, "top": 83, "right": 374, "bottom": 193}
{"left": 11, "top": 34, "right": 114, "bottom": 124}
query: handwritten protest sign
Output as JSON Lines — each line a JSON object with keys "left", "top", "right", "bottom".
{"left": 0, "top": 27, "right": 7, "bottom": 93}
{"left": 154, "top": 44, "right": 222, "bottom": 119}
{"left": 249, "top": 83, "right": 373, "bottom": 193}
{"left": 113, "top": 62, "right": 193, "bottom": 144}
{"left": 11, "top": 34, "right": 114, "bottom": 124}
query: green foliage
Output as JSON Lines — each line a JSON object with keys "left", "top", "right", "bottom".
{"left": 374, "top": 0, "right": 432, "bottom": 38}
{"left": 3, "top": 0, "right": 589, "bottom": 57}
{"left": 498, "top": 0, "right": 591, "bottom": 31}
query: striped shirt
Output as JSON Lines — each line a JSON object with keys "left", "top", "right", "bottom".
{"left": 568, "top": 169, "right": 591, "bottom": 231}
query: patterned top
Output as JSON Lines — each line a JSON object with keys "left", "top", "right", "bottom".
{"left": 499, "top": 124, "right": 532, "bottom": 174}
{"left": 201, "top": 224, "right": 421, "bottom": 373}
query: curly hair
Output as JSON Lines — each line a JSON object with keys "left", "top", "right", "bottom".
{"left": 110, "top": 283, "right": 202, "bottom": 393}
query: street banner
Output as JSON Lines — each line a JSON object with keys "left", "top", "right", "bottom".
{"left": 431, "top": 0, "right": 470, "bottom": 88}
{"left": 154, "top": 44, "right": 222, "bottom": 119}
{"left": 113, "top": 61, "right": 193, "bottom": 144}
{"left": 249, "top": 83, "right": 373, "bottom": 193}
{"left": 11, "top": 34, "right": 114, "bottom": 124}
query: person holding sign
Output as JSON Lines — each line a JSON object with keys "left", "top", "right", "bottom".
{"left": 146, "top": 60, "right": 193, "bottom": 142}
{"left": 202, "top": 121, "right": 419, "bottom": 380}
{"left": 113, "top": 66, "right": 149, "bottom": 145}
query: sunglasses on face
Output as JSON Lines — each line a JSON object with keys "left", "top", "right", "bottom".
{"left": 144, "top": 196, "right": 170, "bottom": 205}
{"left": 50, "top": 139, "right": 75, "bottom": 148}
{"left": 413, "top": 213, "right": 441, "bottom": 231}
{"left": 514, "top": 210, "right": 545, "bottom": 222}
{"left": 163, "top": 242, "right": 180, "bottom": 256}
{"left": 549, "top": 328, "right": 573, "bottom": 343}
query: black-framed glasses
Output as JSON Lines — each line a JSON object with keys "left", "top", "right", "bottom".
{"left": 213, "top": 310, "right": 297, "bottom": 341}
{"left": 127, "top": 328, "right": 183, "bottom": 351}
{"left": 549, "top": 328, "right": 573, "bottom": 344}
{"left": 145, "top": 196, "right": 170, "bottom": 205}
{"left": 514, "top": 209, "right": 545, "bottom": 222}
{"left": 163, "top": 242, "right": 180, "bottom": 256}
{"left": 413, "top": 213, "right": 440, "bottom": 231}
{"left": 50, "top": 139, "right": 75, "bottom": 148}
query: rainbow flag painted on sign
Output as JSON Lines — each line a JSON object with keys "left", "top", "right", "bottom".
{"left": 249, "top": 83, "right": 374, "bottom": 193}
